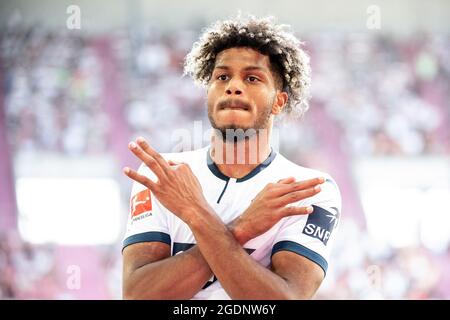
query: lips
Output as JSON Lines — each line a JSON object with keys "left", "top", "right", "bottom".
{"left": 223, "top": 105, "right": 249, "bottom": 110}
{"left": 218, "top": 100, "right": 250, "bottom": 111}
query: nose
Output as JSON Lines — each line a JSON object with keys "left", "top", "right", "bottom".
{"left": 225, "top": 78, "right": 243, "bottom": 95}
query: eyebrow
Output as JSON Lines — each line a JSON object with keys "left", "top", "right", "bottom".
{"left": 214, "top": 65, "right": 269, "bottom": 73}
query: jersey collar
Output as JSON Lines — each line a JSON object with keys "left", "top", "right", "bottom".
{"left": 206, "top": 147, "right": 277, "bottom": 183}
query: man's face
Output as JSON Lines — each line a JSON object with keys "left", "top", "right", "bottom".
{"left": 207, "top": 47, "right": 284, "bottom": 138}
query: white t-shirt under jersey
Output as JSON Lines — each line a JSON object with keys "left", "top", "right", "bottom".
{"left": 122, "top": 146, "right": 341, "bottom": 300}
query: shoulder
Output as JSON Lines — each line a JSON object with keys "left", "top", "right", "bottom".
{"left": 275, "top": 153, "right": 341, "bottom": 209}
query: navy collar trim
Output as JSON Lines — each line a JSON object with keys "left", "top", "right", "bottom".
{"left": 206, "top": 147, "right": 277, "bottom": 183}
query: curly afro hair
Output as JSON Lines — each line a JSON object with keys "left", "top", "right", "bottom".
{"left": 184, "top": 14, "right": 311, "bottom": 119}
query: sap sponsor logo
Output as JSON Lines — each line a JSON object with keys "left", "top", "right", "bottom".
{"left": 131, "top": 189, "right": 152, "bottom": 219}
{"left": 302, "top": 205, "right": 340, "bottom": 245}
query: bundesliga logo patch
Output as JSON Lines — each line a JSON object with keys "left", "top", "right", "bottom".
{"left": 131, "top": 189, "right": 152, "bottom": 218}
{"left": 302, "top": 205, "right": 339, "bottom": 245}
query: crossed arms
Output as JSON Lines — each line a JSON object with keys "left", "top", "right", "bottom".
{"left": 122, "top": 137, "right": 326, "bottom": 300}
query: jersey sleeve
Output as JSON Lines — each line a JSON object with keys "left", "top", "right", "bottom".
{"left": 271, "top": 176, "right": 342, "bottom": 276}
{"left": 122, "top": 163, "right": 171, "bottom": 251}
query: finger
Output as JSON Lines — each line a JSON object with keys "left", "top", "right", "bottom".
{"left": 168, "top": 160, "right": 183, "bottom": 167}
{"left": 281, "top": 205, "right": 314, "bottom": 217}
{"left": 277, "top": 177, "right": 296, "bottom": 184}
{"left": 291, "top": 177, "right": 325, "bottom": 189}
{"left": 272, "top": 177, "right": 325, "bottom": 197}
{"left": 128, "top": 141, "right": 167, "bottom": 180}
{"left": 275, "top": 185, "right": 322, "bottom": 207}
{"left": 136, "top": 137, "right": 170, "bottom": 171}
{"left": 123, "top": 166, "right": 157, "bottom": 190}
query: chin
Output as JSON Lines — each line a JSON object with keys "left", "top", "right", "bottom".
{"left": 216, "top": 120, "right": 252, "bottom": 131}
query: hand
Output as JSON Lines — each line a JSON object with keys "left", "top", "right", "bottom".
{"left": 230, "top": 176, "right": 325, "bottom": 244}
{"left": 123, "top": 137, "right": 210, "bottom": 224}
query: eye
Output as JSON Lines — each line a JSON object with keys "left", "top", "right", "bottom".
{"left": 247, "top": 76, "right": 259, "bottom": 82}
{"left": 217, "top": 75, "right": 229, "bottom": 81}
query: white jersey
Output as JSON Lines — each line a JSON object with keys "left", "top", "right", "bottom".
{"left": 122, "top": 146, "right": 341, "bottom": 300}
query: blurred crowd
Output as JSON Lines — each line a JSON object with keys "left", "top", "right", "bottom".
{"left": 2, "top": 27, "right": 449, "bottom": 156}
{"left": 0, "top": 231, "right": 122, "bottom": 299}
{"left": 115, "top": 27, "right": 207, "bottom": 152}
{"left": 1, "top": 24, "right": 449, "bottom": 299}
{"left": 0, "top": 231, "right": 57, "bottom": 299}
{"left": 318, "top": 219, "right": 450, "bottom": 299}
{"left": 116, "top": 29, "right": 450, "bottom": 156}
{"left": 1, "top": 27, "right": 108, "bottom": 156}
{"left": 310, "top": 32, "right": 450, "bottom": 157}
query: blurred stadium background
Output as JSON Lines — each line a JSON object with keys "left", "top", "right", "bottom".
{"left": 0, "top": 0, "right": 449, "bottom": 299}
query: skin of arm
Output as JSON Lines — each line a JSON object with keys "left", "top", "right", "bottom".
{"left": 187, "top": 204, "right": 325, "bottom": 299}
{"left": 122, "top": 137, "right": 325, "bottom": 299}
{"left": 123, "top": 242, "right": 211, "bottom": 300}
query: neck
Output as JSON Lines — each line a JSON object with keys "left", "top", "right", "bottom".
{"left": 210, "top": 128, "right": 272, "bottom": 179}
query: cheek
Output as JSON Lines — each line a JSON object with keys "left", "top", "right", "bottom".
{"left": 207, "top": 84, "right": 222, "bottom": 107}
{"left": 206, "top": 91, "right": 215, "bottom": 110}
{"left": 252, "top": 87, "right": 274, "bottom": 106}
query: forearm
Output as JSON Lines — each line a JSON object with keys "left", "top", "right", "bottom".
{"left": 124, "top": 221, "right": 253, "bottom": 300}
{"left": 190, "top": 207, "right": 297, "bottom": 299}
{"left": 124, "top": 245, "right": 213, "bottom": 299}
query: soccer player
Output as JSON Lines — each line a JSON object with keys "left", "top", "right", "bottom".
{"left": 122, "top": 15, "right": 341, "bottom": 300}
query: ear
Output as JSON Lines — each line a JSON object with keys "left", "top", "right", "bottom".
{"left": 272, "top": 91, "right": 288, "bottom": 115}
